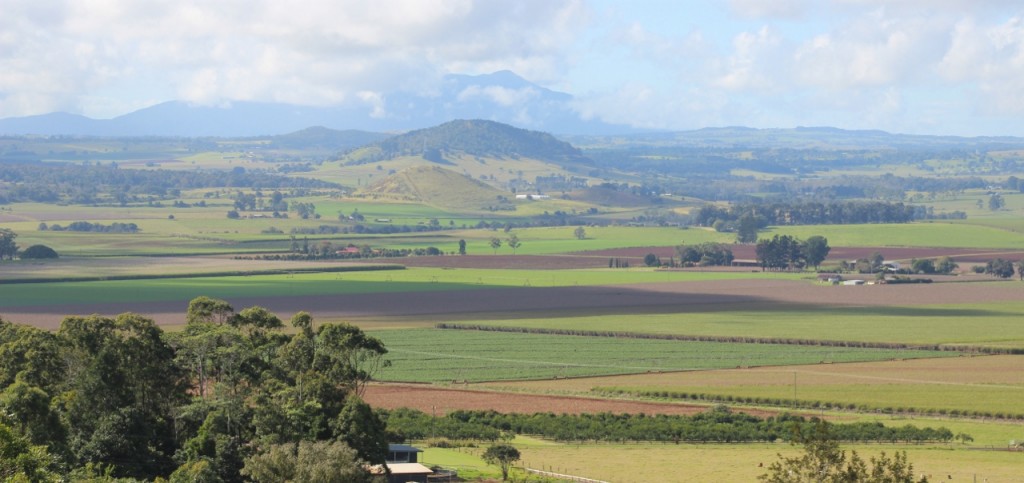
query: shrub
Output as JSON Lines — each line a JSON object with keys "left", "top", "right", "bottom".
{"left": 20, "top": 244, "right": 58, "bottom": 259}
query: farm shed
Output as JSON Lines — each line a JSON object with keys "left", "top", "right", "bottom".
{"left": 817, "top": 273, "right": 842, "bottom": 284}
{"left": 368, "top": 463, "right": 433, "bottom": 483}
{"left": 388, "top": 444, "right": 423, "bottom": 463}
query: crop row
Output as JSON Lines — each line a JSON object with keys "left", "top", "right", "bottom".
{"left": 596, "top": 388, "right": 1024, "bottom": 422}
{"left": 435, "top": 323, "right": 1024, "bottom": 354}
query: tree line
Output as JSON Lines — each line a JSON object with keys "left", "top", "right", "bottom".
{"left": 382, "top": 406, "right": 958, "bottom": 445}
{"left": 0, "top": 163, "right": 338, "bottom": 205}
{"left": 38, "top": 221, "right": 139, "bottom": 233}
{"left": 600, "top": 388, "right": 1024, "bottom": 422}
{"left": 0, "top": 297, "right": 391, "bottom": 481}
{"left": 696, "top": 201, "right": 926, "bottom": 228}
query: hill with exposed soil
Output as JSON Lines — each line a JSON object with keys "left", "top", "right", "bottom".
{"left": 355, "top": 165, "right": 511, "bottom": 210}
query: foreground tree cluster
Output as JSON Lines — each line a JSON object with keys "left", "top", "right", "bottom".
{"left": 0, "top": 297, "right": 390, "bottom": 481}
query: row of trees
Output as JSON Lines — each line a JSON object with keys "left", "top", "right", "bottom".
{"left": 0, "top": 297, "right": 392, "bottom": 481}
{"left": 696, "top": 201, "right": 922, "bottom": 228}
{"left": 382, "top": 407, "right": 956, "bottom": 446}
{"left": 675, "top": 242, "right": 735, "bottom": 266}
{"left": 755, "top": 235, "right": 831, "bottom": 271}
{"left": 38, "top": 221, "right": 139, "bottom": 233}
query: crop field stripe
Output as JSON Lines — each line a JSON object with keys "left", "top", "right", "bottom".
{"left": 727, "top": 367, "right": 1024, "bottom": 390}
{"left": 387, "top": 348, "right": 728, "bottom": 372}
{"left": 372, "top": 328, "right": 957, "bottom": 383}
{"left": 434, "top": 323, "right": 1018, "bottom": 354}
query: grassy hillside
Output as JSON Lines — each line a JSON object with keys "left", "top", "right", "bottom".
{"left": 355, "top": 165, "right": 511, "bottom": 211}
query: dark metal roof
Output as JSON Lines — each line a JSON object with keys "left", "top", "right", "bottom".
{"left": 388, "top": 444, "right": 423, "bottom": 453}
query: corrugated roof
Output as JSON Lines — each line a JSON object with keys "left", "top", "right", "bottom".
{"left": 369, "top": 463, "right": 433, "bottom": 475}
{"left": 388, "top": 444, "right": 423, "bottom": 453}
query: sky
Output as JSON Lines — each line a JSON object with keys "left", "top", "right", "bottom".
{"left": 2, "top": 0, "right": 1024, "bottom": 136}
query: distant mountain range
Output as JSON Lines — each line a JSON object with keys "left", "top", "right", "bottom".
{"left": 0, "top": 71, "right": 634, "bottom": 137}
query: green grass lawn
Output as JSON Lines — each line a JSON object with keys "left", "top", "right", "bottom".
{"left": 371, "top": 328, "right": 953, "bottom": 383}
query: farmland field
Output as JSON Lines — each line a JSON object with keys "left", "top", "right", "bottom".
{"left": 437, "top": 298, "right": 1024, "bottom": 349}
{"left": 371, "top": 328, "right": 955, "bottom": 383}
{"left": 488, "top": 355, "right": 1024, "bottom": 417}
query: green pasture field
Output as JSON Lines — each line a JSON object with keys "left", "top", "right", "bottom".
{"left": 0, "top": 267, "right": 800, "bottom": 308}
{"left": 458, "top": 301, "right": 1024, "bottom": 348}
{"left": 371, "top": 328, "right": 954, "bottom": 383}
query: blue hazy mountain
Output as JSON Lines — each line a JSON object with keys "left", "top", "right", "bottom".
{"left": 0, "top": 71, "right": 633, "bottom": 137}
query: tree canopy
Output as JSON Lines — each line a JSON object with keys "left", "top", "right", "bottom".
{"left": 0, "top": 298, "right": 391, "bottom": 481}
{"left": 19, "top": 245, "right": 58, "bottom": 260}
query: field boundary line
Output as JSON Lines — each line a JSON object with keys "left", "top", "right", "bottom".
{"left": 522, "top": 467, "right": 609, "bottom": 483}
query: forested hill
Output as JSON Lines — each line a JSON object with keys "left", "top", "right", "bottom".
{"left": 371, "top": 119, "right": 588, "bottom": 162}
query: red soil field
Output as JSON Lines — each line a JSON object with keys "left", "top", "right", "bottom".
{"left": 363, "top": 384, "right": 779, "bottom": 418}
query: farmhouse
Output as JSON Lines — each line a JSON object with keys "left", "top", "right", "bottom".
{"left": 515, "top": 194, "right": 551, "bottom": 200}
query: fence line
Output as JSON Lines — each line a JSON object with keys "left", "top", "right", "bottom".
{"left": 522, "top": 467, "right": 609, "bottom": 483}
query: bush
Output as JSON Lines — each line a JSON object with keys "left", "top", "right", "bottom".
{"left": 20, "top": 244, "right": 58, "bottom": 259}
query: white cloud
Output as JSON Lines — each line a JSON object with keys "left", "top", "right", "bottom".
{"left": 939, "top": 16, "right": 1024, "bottom": 114}
{"left": 714, "top": 26, "right": 784, "bottom": 91}
{"left": 0, "top": 0, "right": 587, "bottom": 117}
{"left": 729, "top": 0, "right": 809, "bottom": 19}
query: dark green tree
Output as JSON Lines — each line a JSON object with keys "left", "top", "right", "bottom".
{"left": 760, "top": 420, "right": 928, "bottom": 483}
{"left": 803, "top": 236, "right": 830, "bottom": 270}
{"left": 0, "top": 421, "right": 62, "bottom": 482}
{"left": 458, "top": 239, "right": 467, "bottom": 255}
{"left": 56, "top": 313, "right": 185, "bottom": 479}
{"left": 935, "top": 256, "right": 958, "bottom": 274}
{"left": 241, "top": 440, "right": 377, "bottom": 483}
{"left": 988, "top": 193, "right": 1004, "bottom": 211}
{"left": 333, "top": 395, "right": 389, "bottom": 465}
{"left": 187, "top": 296, "right": 236, "bottom": 325}
{"left": 910, "top": 258, "right": 936, "bottom": 274}
{"left": 19, "top": 245, "right": 58, "bottom": 259}
{"left": 0, "top": 228, "right": 17, "bottom": 260}
{"left": 736, "top": 214, "right": 760, "bottom": 244}
{"left": 574, "top": 226, "right": 586, "bottom": 240}
{"left": 643, "top": 253, "right": 660, "bottom": 267}
{"left": 506, "top": 234, "right": 521, "bottom": 254}
{"left": 985, "top": 258, "right": 1015, "bottom": 278}
{"left": 482, "top": 444, "right": 521, "bottom": 481}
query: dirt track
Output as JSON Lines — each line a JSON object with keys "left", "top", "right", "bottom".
{"left": 6, "top": 277, "right": 1023, "bottom": 329}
